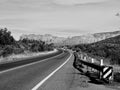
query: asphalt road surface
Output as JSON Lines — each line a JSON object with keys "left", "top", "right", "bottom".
{"left": 0, "top": 50, "right": 71, "bottom": 90}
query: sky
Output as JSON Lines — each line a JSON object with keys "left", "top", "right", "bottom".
{"left": 0, "top": 0, "right": 120, "bottom": 40}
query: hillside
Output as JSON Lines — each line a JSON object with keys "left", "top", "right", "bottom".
{"left": 95, "top": 35, "right": 120, "bottom": 45}
{"left": 74, "top": 35, "right": 120, "bottom": 65}
{"left": 63, "top": 31, "right": 120, "bottom": 45}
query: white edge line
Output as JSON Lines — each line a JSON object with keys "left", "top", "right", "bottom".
{"left": 31, "top": 53, "right": 72, "bottom": 90}
{"left": 0, "top": 51, "right": 64, "bottom": 74}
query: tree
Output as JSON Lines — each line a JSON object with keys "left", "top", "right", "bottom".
{"left": 0, "top": 28, "right": 15, "bottom": 45}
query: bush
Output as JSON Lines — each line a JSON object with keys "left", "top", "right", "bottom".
{"left": 2, "top": 45, "right": 14, "bottom": 57}
{"left": 19, "top": 38, "right": 54, "bottom": 52}
{"left": 114, "top": 72, "right": 120, "bottom": 82}
{"left": 13, "top": 48, "right": 24, "bottom": 54}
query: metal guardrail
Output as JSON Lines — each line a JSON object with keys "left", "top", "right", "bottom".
{"left": 78, "top": 59, "right": 104, "bottom": 71}
{"left": 73, "top": 52, "right": 114, "bottom": 83}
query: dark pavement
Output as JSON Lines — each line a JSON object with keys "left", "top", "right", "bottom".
{"left": 0, "top": 50, "right": 71, "bottom": 90}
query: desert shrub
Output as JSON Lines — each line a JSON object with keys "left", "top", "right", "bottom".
{"left": 13, "top": 48, "right": 24, "bottom": 54}
{"left": 19, "top": 38, "right": 54, "bottom": 52}
{"left": 2, "top": 45, "right": 14, "bottom": 57}
{"left": 114, "top": 72, "right": 120, "bottom": 82}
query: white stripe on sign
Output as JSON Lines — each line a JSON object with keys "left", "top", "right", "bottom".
{"left": 109, "top": 76, "right": 112, "bottom": 80}
{"left": 103, "top": 67, "right": 109, "bottom": 72}
{"left": 103, "top": 69, "right": 112, "bottom": 78}
{"left": 31, "top": 53, "right": 72, "bottom": 90}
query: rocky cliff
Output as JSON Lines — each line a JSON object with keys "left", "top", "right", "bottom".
{"left": 63, "top": 31, "right": 120, "bottom": 45}
{"left": 20, "top": 34, "right": 66, "bottom": 45}
{"left": 20, "top": 31, "right": 120, "bottom": 45}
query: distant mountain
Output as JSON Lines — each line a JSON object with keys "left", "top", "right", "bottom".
{"left": 20, "top": 31, "right": 120, "bottom": 45}
{"left": 63, "top": 31, "right": 120, "bottom": 45}
{"left": 20, "top": 34, "right": 66, "bottom": 45}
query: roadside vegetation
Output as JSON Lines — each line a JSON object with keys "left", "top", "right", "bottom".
{"left": 70, "top": 35, "right": 120, "bottom": 65}
{"left": 0, "top": 28, "right": 54, "bottom": 58}
{"left": 70, "top": 35, "right": 120, "bottom": 83}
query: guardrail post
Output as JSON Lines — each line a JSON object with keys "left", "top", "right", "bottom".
{"left": 91, "top": 58, "right": 94, "bottom": 72}
{"left": 99, "top": 59, "right": 104, "bottom": 79}
{"left": 101, "top": 59, "right": 103, "bottom": 64}
{"left": 84, "top": 56, "right": 88, "bottom": 72}
{"left": 80, "top": 54, "right": 83, "bottom": 60}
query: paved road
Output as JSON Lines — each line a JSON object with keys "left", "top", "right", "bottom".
{"left": 0, "top": 50, "right": 71, "bottom": 90}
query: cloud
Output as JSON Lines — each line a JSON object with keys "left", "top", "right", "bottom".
{"left": 53, "top": 0, "right": 109, "bottom": 5}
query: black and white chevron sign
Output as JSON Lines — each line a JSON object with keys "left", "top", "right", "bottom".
{"left": 102, "top": 66, "right": 113, "bottom": 80}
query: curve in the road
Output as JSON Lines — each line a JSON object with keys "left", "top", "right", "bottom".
{"left": 0, "top": 50, "right": 71, "bottom": 90}
{"left": 0, "top": 50, "right": 62, "bottom": 72}
{"left": 32, "top": 52, "right": 72, "bottom": 90}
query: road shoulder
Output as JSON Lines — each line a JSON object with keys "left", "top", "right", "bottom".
{"left": 38, "top": 53, "right": 75, "bottom": 90}
{"left": 38, "top": 52, "right": 116, "bottom": 90}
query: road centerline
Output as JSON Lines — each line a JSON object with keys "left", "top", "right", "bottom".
{"left": 0, "top": 51, "right": 64, "bottom": 74}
